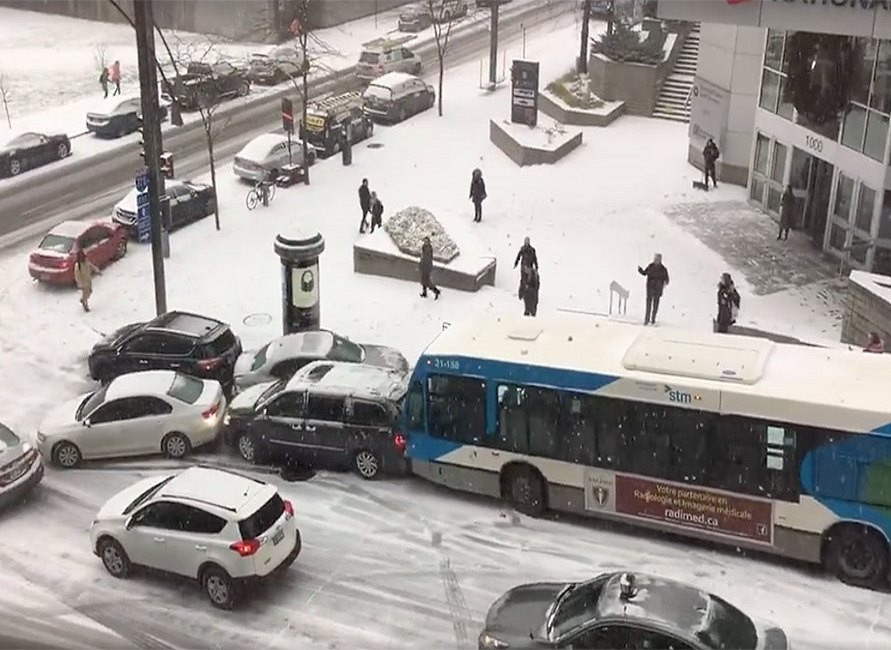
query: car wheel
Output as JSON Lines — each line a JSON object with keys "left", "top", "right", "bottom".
{"left": 237, "top": 82, "right": 250, "bottom": 97}
{"left": 352, "top": 449, "right": 380, "bottom": 480}
{"left": 8, "top": 158, "right": 22, "bottom": 176}
{"left": 162, "top": 432, "right": 191, "bottom": 459}
{"left": 53, "top": 441, "right": 82, "bottom": 469}
{"left": 505, "top": 466, "right": 546, "bottom": 517}
{"left": 237, "top": 432, "right": 257, "bottom": 463}
{"left": 826, "top": 525, "right": 889, "bottom": 588}
{"left": 98, "top": 537, "right": 131, "bottom": 579}
{"left": 56, "top": 142, "right": 70, "bottom": 160}
{"left": 202, "top": 566, "right": 238, "bottom": 610}
{"left": 114, "top": 237, "right": 128, "bottom": 260}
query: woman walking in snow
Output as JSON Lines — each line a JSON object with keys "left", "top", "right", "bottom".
{"left": 74, "top": 249, "right": 101, "bottom": 312}
{"left": 716, "top": 272, "right": 740, "bottom": 333}
{"left": 469, "top": 168, "right": 486, "bottom": 222}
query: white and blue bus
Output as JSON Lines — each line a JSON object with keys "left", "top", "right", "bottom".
{"left": 402, "top": 313, "right": 891, "bottom": 588}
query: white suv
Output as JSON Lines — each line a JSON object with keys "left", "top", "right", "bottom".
{"left": 89, "top": 466, "right": 301, "bottom": 609}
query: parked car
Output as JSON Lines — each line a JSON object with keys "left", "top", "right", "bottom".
{"left": 233, "top": 133, "right": 316, "bottom": 182}
{"left": 87, "top": 310, "right": 242, "bottom": 395}
{"left": 356, "top": 36, "right": 422, "bottom": 81}
{"left": 0, "top": 422, "right": 44, "bottom": 507}
{"left": 86, "top": 95, "right": 169, "bottom": 139}
{"left": 248, "top": 45, "right": 305, "bottom": 84}
{"left": 112, "top": 179, "right": 215, "bottom": 237}
{"left": 36, "top": 371, "right": 225, "bottom": 468}
{"left": 162, "top": 61, "right": 250, "bottom": 111}
{"left": 234, "top": 329, "right": 409, "bottom": 391}
{"left": 398, "top": 4, "right": 433, "bottom": 32}
{"left": 28, "top": 219, "right": 127, "bottom": 285}
{"left": 362, "top": 72, "right": 435, "bottom": 123}
{"left": 478, "top": 571, "right": 788, "bottom": 650}
{"left": 225, "top": 361, "right": 409, "bottom": 479}
{"left": 89, "top": 466, "right": 301, "bottom": 609}
{"left": 431, "top": 0, "right": 469, "bottom": 22}
{"left": 0, "top": 131, "right": 71, "bottom": 178}
{"left": 300, "top": 91, "right": 373, "bottom": 158}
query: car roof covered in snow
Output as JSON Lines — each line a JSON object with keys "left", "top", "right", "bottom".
{"left": 286, "top": 360, "right": 405, "bottom": 400}
{"left": 268, "top": 331, "right": 335, "bottom": 362}
{"left": 420, "top": 312, "right": 891, "bottom": 435}
{"left": 370, "top": 71, "right": 421, "bottom": 88}
{"left": 158, "top": 466, "right": 273, "bottom": 516}
{"left": 237, "top": 132, "right": 287, "bottom": 160}
{"left": 47, "top": 220, "right": 89, "bottom": 238}
{"left": 105, "top": 370, "right": 181, "bottom": 400}
{"left": 86, "top": 94, "right": 141, "bottom": 115}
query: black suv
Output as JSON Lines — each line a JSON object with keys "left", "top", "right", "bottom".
{"left": 225, "top": 360, "right": 408, "bottom": 479}
{"left": 88, "top": 311, "right": 242, "bottom": 394}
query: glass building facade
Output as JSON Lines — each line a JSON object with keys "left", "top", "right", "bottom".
{"left": 751, "top": 29, "right": 891, "bottom": 274}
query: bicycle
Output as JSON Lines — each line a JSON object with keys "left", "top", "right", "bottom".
{"left": 245, "top": 178, "right": 276, "bottom": 211}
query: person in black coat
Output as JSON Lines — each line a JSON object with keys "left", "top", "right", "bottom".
{"left": 716, "top": 272, "right": 741, "bottom": 333}
{"left": 469, "top": 168, "right": 487, "bottom": 222}
{"left": 778, "top": 185, "right": 794, "bottom": 241}
{"left": 419, "top": 236, "right": 441, "bottom": 299}
{"left": 703, "top": 138, "right": 720, "bottom": 189}
{"left": 358, "top": 178, "right": 371, "bottom": 233}
{"left": 514, "top": 236, "right": 538, "bottom": 299}
{"left": 369, "top": 191, "right": 383, "bottom": 233}
{"left": 637, "top": 253, "right": 669, "bottom": 325}
{"left": 522, "top": 267, "right": 539, "bottom": 317}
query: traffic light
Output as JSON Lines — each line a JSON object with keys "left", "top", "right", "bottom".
{"left": 137, "top": 116, "right": 147, "bottom": 163}
{"left": 281, "top": 97, "right": 294, "bottom": 134}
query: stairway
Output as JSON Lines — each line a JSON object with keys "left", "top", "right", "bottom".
{"left": 653, "top": 23, "right": 700, "bottom": 123}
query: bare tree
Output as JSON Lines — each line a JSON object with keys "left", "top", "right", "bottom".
{"left": 94, "top": 43, "right": 109, "bottom": 71}
{"left": 426, "top": 0, "right": 459, "bottom": 116}
{"left": 0, "top": 73, "right": 11, "bottom": 129}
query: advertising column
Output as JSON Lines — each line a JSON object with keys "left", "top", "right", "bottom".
{"left": 274, "top": 231, "right": 326, "bottom": 334}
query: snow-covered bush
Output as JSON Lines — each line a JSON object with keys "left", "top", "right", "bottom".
{"left": 384, "top": 206, "right": 459, "bottom": 263}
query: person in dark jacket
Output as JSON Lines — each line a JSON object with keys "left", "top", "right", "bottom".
{"left": 514, "top": 236, "right": 538, "bottom": 299}
{"left": 358, "top": 178, "right": 371, "bottom": 233}
{"left": 637, "top": 253, "right": 669, "bottom": 325}
{"left": 369, "top": 191, "right": 383, "bottom": 233}
{"left": 703, "top": 138, "right": 720, "bottom": 189}
{"left": 778, "top": 185, "right": 794, "bottom": 241}
{"left": 469, "top": 168, "right": 487, "bottom": 222}
{"left": 99, "top": 66, "right": 109, "bottom": 98}
{"left": 716, "top": 272, "right": 741, "bottom": 334}
{"left": 522, "top": 267, "right": 539, "bottom": 317}
{"left": 419, "top": 236, "right": 441, "bottom": 299}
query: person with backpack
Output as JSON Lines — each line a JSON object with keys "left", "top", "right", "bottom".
{"left": 369, "top": 191, "right": 384, "bottom": 233}
{"left": 716, "top": 272, "right": 741, "bottom": 333}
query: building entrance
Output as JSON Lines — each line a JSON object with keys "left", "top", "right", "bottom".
{"left": 789, "top": 147, "right": 834, "bottom": 249}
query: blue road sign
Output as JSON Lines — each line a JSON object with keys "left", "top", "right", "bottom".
{"left": 136, "top": 192, "right": 150, "bottom": 208}
{"left": 135, "top": 168, "right": 149, "bottom": 193}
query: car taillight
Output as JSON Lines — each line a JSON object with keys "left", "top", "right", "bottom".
{"left": 375, "top": 64, "right": 384, "bottom": 72}
{"left": 198, "top": 357, "right": 224, "bottom": 372}
{"left": 202, "top": 402, "right": 219, "bottom": 419}
{"left": 394, "top": 433, "right": 406, "bottom": 454}
{"left": 229, "top": 539, "right": 260, "bottom": 557}
{"left": 283, "top": 499, "right": 294, "bottom": 519}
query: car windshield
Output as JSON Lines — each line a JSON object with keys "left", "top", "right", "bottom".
{"left": 123, "top": 474, "right": 176, "bottom": 515}
{"left": 695, "top": 595, "right": 758, "bottom": 650}
{"left": 328, "top": 334, "right": 364, "bottom": 363}
{"left": 548, "top": 583, "right": 603, "bottom": 639}
{"left": 167, "top": 373, "right": 205, "bottom": 404}
{"left": 38, "top": 234, "right": 75, "bottom": 253}
{"left": 251, "top": 343, "right": 271, "bottom": 371}
{"left": 360, "top": 51, "right": 380, "bottom": 64}
{"left": 78, "top": 385, "right": 109, "bottom": 420}
{"left": 364, "top": 84, "right": 393, "bottom": 100}
{"left": 0, "top": 423, "right": 20, "bottom": 449}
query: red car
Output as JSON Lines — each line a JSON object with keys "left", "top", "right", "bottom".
{"left": 28, "top": 220, "right": 128, "bottom": 285}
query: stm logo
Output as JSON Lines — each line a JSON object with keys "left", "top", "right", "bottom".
{"left": 664, "top": 385, "right": 693, "bottom": 404}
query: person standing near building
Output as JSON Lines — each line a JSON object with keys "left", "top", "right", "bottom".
{"left": 369, "top": 191, "right": 384, "bottom": 233}
{"left": 74, "top": 249, "right": 101, "bottom": 312}
{"left": 637, "top": 253, "right": 669, "bottom": 325}
{"left": 716, "top": 272, "right": 740, "bottom": 333}
{"left": 358, "top": 178, "right": 371, "bottom": 233}
{"left": 778, "top": 185, "right": 794, "bottom": 241}
{"left": 522, "top": 267, "right": 539, "bottom": 317}
{"left": 99, "top": 65, "right": 109, "bottom": 98}
{"left": 469, "top": 168, "right": 487, "bottom": 222}
{"left": 419, "top": 236, "right": 441, "bottom": 300}
{"left": 703, "top": 137, "right": 720, "bottom": 189}
{"left": 514, "top": 236, "right": 538, "bottom": 299}
{"left": 110, "top": 60, "right": 122, "bottom": 96}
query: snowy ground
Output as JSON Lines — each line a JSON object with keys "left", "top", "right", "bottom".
{"left": 0, "top": 15, "right": 882, "bottom": 650}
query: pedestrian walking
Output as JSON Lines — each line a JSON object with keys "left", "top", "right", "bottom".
{"left": 864, "top": 331, "right": 885, "bottom": 353}
{"left": 99, "top": 66, "right": 110, "bottom": 98}
{"left": 419, "top": 236, "right": 441, "bottom": 300}
{"left": 703, "top": 137, "right": 720, "bottom": 189}
{"left": 637, "top": 253, "right": 669, "bottom": 325}
{"left": 369, "top": 191, "right": 384, "bottom": 233}
{"left": 513, "top": 236, "right": 538, "bottom": 299}
{"left": 522, "top": 267, "right": 539, "bottom": 317}
{"left": 110, "top": 60, "right": 121, "bottom": 96}
{"left": 778, "top": 185, "right": 794, "bottom": 240}
{"left": 74, "top": 249, "right": 101, "bottom": 312}
{"left": 716, "top": 272, "right": 740, "bottom": 334}
{"left": 469, "top": 168, "right": 486, "bottom": 222}
{"left": 358, "top": 178, "right": 371, "bottom": 233}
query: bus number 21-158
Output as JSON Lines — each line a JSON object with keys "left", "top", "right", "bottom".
{"left": 431, "top": 358, "right": 460, "bottom": 371}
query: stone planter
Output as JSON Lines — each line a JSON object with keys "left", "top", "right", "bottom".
{"left": 489, "top": 119, "right": 583, "bottom": 166}
{"left": 539, "top": 91, "right": 625, "bottom": 127}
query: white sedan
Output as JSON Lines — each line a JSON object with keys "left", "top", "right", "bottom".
{"left": 37, "top": 370, "right": 225, "bottom": 468}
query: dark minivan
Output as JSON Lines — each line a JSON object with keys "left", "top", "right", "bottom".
{"left": 225, "top": 360, "right": 408, "bottom": 479}
{"left": 88, "top": 310, "right": 242, "bottom": 395}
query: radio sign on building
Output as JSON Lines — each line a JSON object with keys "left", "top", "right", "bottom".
{"left": 511, "top": 60, "right": 539, "bottom": 127}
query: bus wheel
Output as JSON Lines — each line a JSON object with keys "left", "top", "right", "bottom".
{"left": 505, "top": 466, "right": 546, "bottom": 517}
{"left": 825, "top": 524, "right": 889, "bottom": 589}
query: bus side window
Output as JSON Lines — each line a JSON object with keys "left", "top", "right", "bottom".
{"left": 526, "top": 387, "right": 561, "bottom": 458}
{"left": 563, "top": 394, "right": 599, "bottom": 466}
{"left": 427, "top": 374, "right": 486, "bottom": 444}
{"left": 405, "top": 381, "right": 424, "bottom": 430}
{"left": 496, "top": 384, "right": 529, "bottom": 453}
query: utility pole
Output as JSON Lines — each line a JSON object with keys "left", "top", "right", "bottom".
{"left": 578, "top": 0, "right": 591, "bottom": 74}
{"left": 488, "top": 3, "right": 500, "bottom": 87}
{"left": 133, "top": 0, "right": 167, "bottom": 315}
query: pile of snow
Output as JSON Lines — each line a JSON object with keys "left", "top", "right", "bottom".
{"left": 384, "top": 206, "right": 459, "bottom": 263}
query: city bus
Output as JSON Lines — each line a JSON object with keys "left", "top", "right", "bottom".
{"left": 402, "top": 312, "right": 891, "bottom": 588}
